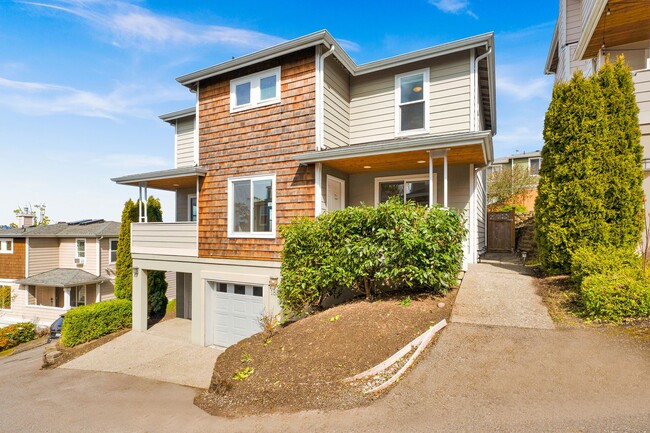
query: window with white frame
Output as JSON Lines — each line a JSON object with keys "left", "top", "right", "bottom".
{"left": 375, "top": 175, "right": 435, "bottom": 206}
{"left": 75, "top": 239, "right": 86, "bottom": 263}
{"left": 0, "top": 239, "right": 13, "bottom": 254}
{"left": 228, "top": 175, "right": 276, "bottom": 238}
{"left": 109, "top": 239, "right": 118, "bottom": 264}
{"left": 230, "top": 67, "right": 281, "bottom": 112}
{"left": 0, "top": 286, "right": 11, "bottom": 310}
{"left": 70, "top": 286, "right": 86, "bottom": 307}
{"left": 529, "top": 157, "right": 542, "bottom": 176}
{"left": 395, "top": 69, "right": 429, "bottom": 135}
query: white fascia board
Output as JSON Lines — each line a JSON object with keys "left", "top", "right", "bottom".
{"left": 544, "top": 21, "right": 560, "bottom": 74}
{"left": 573, "top": 0, "right": 608, "bottom": 61}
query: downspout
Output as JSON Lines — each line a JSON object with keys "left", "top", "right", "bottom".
{"left": 473, "top": 45, "right": 492, "bottom": 133}
{"left": 314, "top": 44, "right": 335, "bottom": 217}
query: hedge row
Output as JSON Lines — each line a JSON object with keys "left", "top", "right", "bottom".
{"left": 61, "top": 299, "right": 132, "bottom": 347}
{"left": 0, "top": 322, "right": 36, "bottom": 352}
{"left": 278, "top": 198, "right": 467, "bottom": 316}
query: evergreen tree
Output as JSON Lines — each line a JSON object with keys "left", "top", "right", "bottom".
{"left": 114, "top": 199, "right": 138, "bottom": 299}
{"left": 145, "top": 197, "right": 168, "bottom": 317}
{"left": 536, "top": 57, "right": 643, "bottom": 273}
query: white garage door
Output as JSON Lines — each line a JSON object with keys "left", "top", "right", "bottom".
{"left": 206, "top": 282, "right": 265, "bottom": 347}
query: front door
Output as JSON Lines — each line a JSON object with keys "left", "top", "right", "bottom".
{"left": 326, "top": 176, "right": 345, "bottom": 211}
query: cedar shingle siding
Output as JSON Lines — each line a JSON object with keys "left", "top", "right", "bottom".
{"left": 0, "top": 238, "right": 26, "bottom": 279}
{"left": 198, "top": 48, "right": 316, "bottom": 261}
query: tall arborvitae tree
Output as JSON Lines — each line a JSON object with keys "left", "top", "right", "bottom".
{"left": 536, "top": 56, "right": 643, "bottom": 273}
{"left": 114, "top": 199, "right": 138, "bottom": 299}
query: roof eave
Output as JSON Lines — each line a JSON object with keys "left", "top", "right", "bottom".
{"left": 159, "top": 107, "right": 196, "bottom": 123}
{"left": 544, "top": 22, "right": 560, "bottom": 75}
{"left": 573, "top": 0, "right": 608, "bottom": 61}
{"left": 111, "top": 167, "right": 207, "bottom": 185}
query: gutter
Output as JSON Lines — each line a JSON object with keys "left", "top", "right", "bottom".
{"left": 573, "top": 0, "right": 608, "bottom": 62}
{"left": 316, "top": 45, "right": 335, "bottom": 151}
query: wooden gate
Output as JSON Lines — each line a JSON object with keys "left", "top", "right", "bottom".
{"left": 487, "top": 210, "right": 515, "bottom": 252}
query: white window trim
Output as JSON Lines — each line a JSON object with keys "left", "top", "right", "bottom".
{"left": 0, "top": 239, "right": 13, "bottom": 254}
{"left": 230, "top": 66, "right": 281, "bottom": 113}
{"left": 188, "top": 194, "right": 197, "bottom": 222}
{"left": 227, "top": 173, "right": 277, "bottom": 239}
{"left": 109, "top": 238, "right": 118, "bottom": 264}
{"left": 528, "top": 157, "right": 542, "bottom": 176}
{"left": 75, "top": 238, "right": 86, "bottom": 264}
{"left": 394, "top": 68, "right": 430, "bottom": 137}
{"left": 374, "top": 174, "right": 437, "bottom": 206}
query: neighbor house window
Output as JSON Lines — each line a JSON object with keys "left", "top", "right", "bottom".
{"left": 529, "top": 157, "right": 542, "bottom": 176}
{"left": 228, "top": 174, "right": 276, "bottom": 238}
{"left": 109, "top": 239, "right": 118, "bottom": 264}
{"left": 487, "top": 165, "right": 503, "bottom": 176}
{"left": 75, "top": 239, "right": 85, "bottom": 264}
{"left": 70, "top": 286, "right": 86, "bottom": 307}
{"left": 0, "top": 239, "right": 13, "bottom": 254}
{"left": 230, "top": 67, "right": 281, "bottom": 112}
{"left": 395, "top": 69, "right": 429, "bottom": 135}
{"left": 0, "top": 286, "right": 11, "bottom": 310}
{"left": 27, "top": 285, "right": 64, "bottom": 308}
{"left": 375, "top": 175, "right": 435, "bottom": 206}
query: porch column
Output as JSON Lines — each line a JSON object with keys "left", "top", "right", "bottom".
{"left": 191, "top": 271, "right": 204, "bottom": 346}
{"left": 138, "top": 182, "right": 149, "bottom": 223}
{"left": 132, "top": 267, "right": 148, "bottom": 332}
{"left": 95, "top": 283, "right": 101, "bottom": 303}
{"left": 443, "top": 151, "right": 448, "bottom": 208}
{"left": 63, "top": 287, "right": 71, "bottom": 310}
{"left": 428, "top": 152, "right": 435, "bottom": 208}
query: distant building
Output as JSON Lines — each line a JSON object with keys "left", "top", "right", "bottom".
{"left": 488, "top": 151, "right": 541, "bottom": 211}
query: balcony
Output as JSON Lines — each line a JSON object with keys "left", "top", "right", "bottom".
{"left": 131, "top": 222, "right": 197, "bottom": 257}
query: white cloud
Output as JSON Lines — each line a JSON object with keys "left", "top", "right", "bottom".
{"left": 429, "top": 0, "right": 478, "bottom": 19}
{"left": 337, "top": 38, "right": 361, "bottom": 53}
{"left": 0, "top": 76, "right": 187, "bottom": 119}
{"left": 20, "top": 0, "right": 285, "bottom": 50}
{"left": 498, "top": 75, "right": 552, "bottom": 101}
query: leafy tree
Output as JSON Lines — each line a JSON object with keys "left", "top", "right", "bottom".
{"left": 487, "top": 165, "right": 538, "bottom": 210}
{"left": 535, "top": 56, "right": 643, "bottom": 274}
{"left": 10, "top": 203, "right": 50, "bottom": 227}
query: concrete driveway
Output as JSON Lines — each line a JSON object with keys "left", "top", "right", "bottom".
{"left": 61, "top": 318, "right": 221, "bottom": 388}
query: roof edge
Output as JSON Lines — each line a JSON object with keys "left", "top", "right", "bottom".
{"left": 111, "top": 166, "right": 207, "bottom": 185}
{"left": 159, "top": 107, "right": 196, "bottom": 123}
{"left": 544, "top": 21, "right": 560, "bottom": 75}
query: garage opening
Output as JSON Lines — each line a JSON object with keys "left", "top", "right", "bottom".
{"left": 205, "top": 281, "right": 265, "bottom": 347}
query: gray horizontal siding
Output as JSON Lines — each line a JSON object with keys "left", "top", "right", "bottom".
{"left": 176, "top": 117, "right": 195, "bottom": 168}
{"left": 349, "top": 51, "right": 471, "bottom": 145}
{"left": 131, "top": 222, "right": 197, "bottom": 257}
{"left": 323, "top": 56, "right": 350, "bottom": 149}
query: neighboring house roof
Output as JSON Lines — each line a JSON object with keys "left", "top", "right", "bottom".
{"left": 492, "top": 151, "right": 542, "bottom": 165}
{"left": 15, "top": 268, "right": 107, "bottom": 287}
{"left": 175, "top": 29, "right": 496, "bottom": 135}
{"left": 159, "top": 107, "right": 196, "bottom": 123}
{"left": 0, "top": 220, "right": 120, "bottom": 239}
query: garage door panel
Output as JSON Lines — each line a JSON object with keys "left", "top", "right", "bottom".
{"left": 208, "top": 283, "right": 265, "bottom": 347}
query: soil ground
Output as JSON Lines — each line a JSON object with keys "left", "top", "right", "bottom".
{"left": 195, "top": 289, "right": 456, "bottom": 417}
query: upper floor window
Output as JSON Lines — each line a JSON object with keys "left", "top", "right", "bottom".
{"left": 529, "top": 157, "right": 542, "bottom": 176}
{"left": 75, "top": 239, "right": 86, "bottom": 264}
{"left": 109, "top": 239, "right": 118, "bottom": 264}
{"left": 395, "top": 69, "right": 430, "bottom": 136}
{"left": 228, "top": 174, "right": 276, "bottom": 238}
{"left": 230, "top": 67, "right": 281, "bottom": 113}
{"left": 0, "top": 239, "right": 13, "bottom": 254}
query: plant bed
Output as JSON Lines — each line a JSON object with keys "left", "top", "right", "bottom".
{"left": 195, "top": 288, "right": 456, "bottom": 417}
{"left": 537, "top": 274, "right": 650, "bottom": 345}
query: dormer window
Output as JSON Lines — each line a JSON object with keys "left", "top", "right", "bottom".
{"left": 230, "top": 67, "right": 281, "bottom": 112}
{"left": 395, "top": 69, "right": 430, "bottom": 136}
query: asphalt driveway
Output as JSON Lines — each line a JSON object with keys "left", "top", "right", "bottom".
{"left": 1, "top": 256, "right": 648, "bottom": 432}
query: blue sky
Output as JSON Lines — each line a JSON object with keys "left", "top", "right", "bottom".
{"left": 0, "top": 0, "right": 558, "bottom": 224}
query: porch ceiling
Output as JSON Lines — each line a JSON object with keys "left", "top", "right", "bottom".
{"left": 324, "top": 144, "right": 485, "bottom": 174}
{"left": 111, "top": 167, "right": 206, "bottom": 191}
{"left": 584, "top": 0, "right": 650, "bottom": 58}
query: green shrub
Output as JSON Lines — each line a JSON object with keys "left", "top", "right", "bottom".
{"left": 278, "top": 199, "right": 466, "bottom": 316}
{"left": 581, "top": 270, "right": 650, "bottom": 322}
{"left": 166, "top": 298, "right": 176, "bottom": 315}
{"left": 499, "top": 204, "right": 527, "bottom": 214}
{"left": 571, "top": 245, "right": 641, "bottom": 285}
{"left": 61, "top": 299, "right": 132, "bottom": 347}
{"left": 0, "top": 322, "right": 36, "bottom": 352}
{"left": 147, "top": 270, "right": 168, "bottom": 318}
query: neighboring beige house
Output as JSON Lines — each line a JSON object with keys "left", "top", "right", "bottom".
{"left": 112, "top": 30, "right": 496, "bottom": 348}
{"left": 545, "top": 0, "right": 650, "bottom": 198}
{"left": 0, "top": 215, "right": 120, "bottom": 327}
{"left": 487, "top": 151, "right": 541, "bottom": 211}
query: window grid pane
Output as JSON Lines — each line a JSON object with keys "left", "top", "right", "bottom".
{"left": 405, "top": 180, "right": 429, "bottom": 205}
{"left": 253, "top": 179, "right": 273, "bottom": 232}
{"left": 380, "top": 182, "right": 404, "bottom": 203}
{"left": 236, "top": 82, "right": 251, "bottom": 106}
{"left": 401, "top": 102, "right": 425, "bottom": 131}
{"left": 400, "top": 74, "right": 424, "bottom": 103}
{"left": 233, "top": 180, "right": 251, "bottom": 232}
{"left": 260, "top": 75, "right": 276, "bottom": 100}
